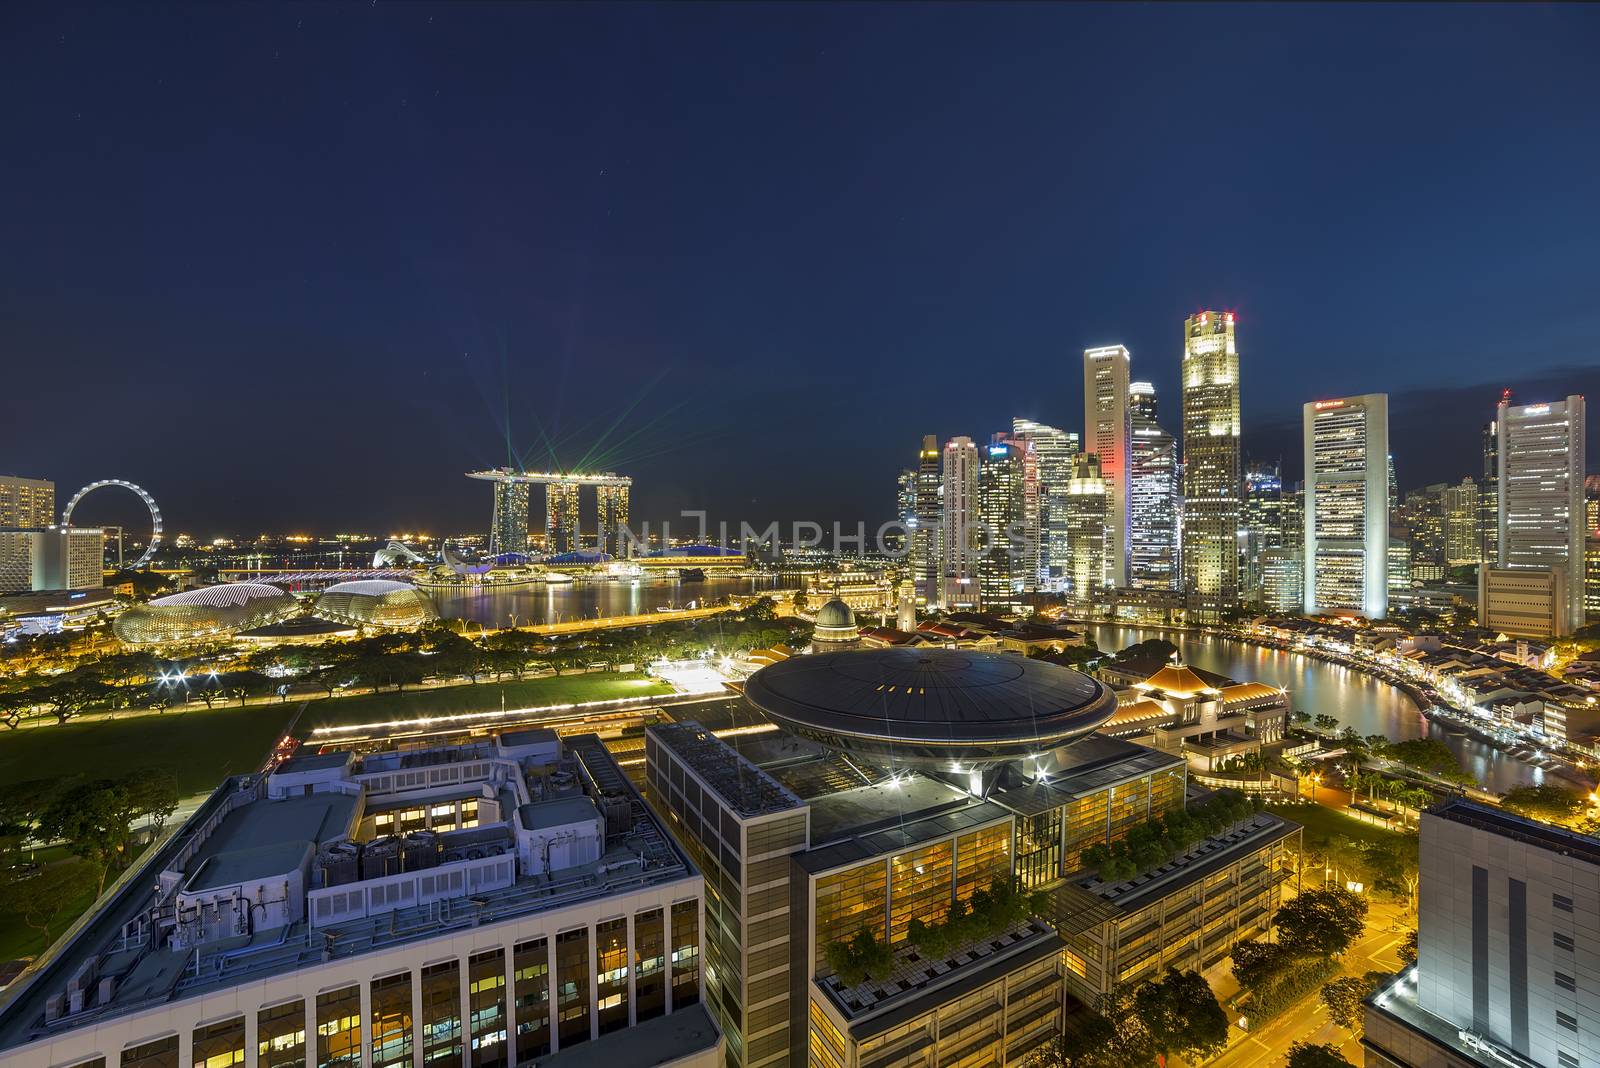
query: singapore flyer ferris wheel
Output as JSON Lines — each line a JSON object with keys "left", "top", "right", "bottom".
{"left": 62, "top": 479, "right": 163, "bottom": 570}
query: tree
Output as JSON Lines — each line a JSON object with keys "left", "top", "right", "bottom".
{"left": 1320, "top": 971, "right": 1388, "bottom": 1032}
{"left": 1231, "top": 939, "right": 1292, "bottom": 990}
{"left": 37, "top": 780, "right": 137, "bottom": 894}
{"left": 1029, "top": 1007, "right": 1153, "bottom": 1068}
{"left": 1500, "top": 784, "right": 1590, "bottom": 830}
{"left": 1131, "top": 968, "right": 1230, "bottom": 1063}
{"left": 1386, "top": 738, "right": 1470, "bottom": 784}
{"left": 1397, "top": 928, "right": 1418, "bottom": 967}
{"left": 122, "top": 768, "right": 180, "bottom": 833}
{"left": 1275, "top": 887, "right": 1368, "bottom": 958}
{"left": 1313, "top": 713, "right": 1339, "bottom": 735}
{"left": 0, "top": 862, "right": 97, "bottom": 938}
{"left": 1367, "top": 834, "right": 1420, "bottom": 914}
{"left": 1286, "top": 1042, "right": 1354, "bottom": 1068}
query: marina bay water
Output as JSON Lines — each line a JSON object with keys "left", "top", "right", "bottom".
{"left": 429, "top": 575, "right": 779, "bottom": 629}
{"left": 1086, "top": 624, "right": 1545, "bottom": 796}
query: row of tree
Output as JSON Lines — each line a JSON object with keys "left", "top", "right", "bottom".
{"left": 1033, "top": 968, "right": 1230, "bottom": 1068}
{"left": 1079, "top": 789, "right": 1259, "bottom": 883}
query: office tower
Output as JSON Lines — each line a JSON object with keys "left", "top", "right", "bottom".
{"left": 940, "top": 437, "right": 981, "bottom": 610}
{"left": 1442, "top": 477, "right": 1480, "bottom": 565}
{"left": 1481, "top": 417, "right": 1500, "bottom": 565}
{"left": 489, "top": 479, "right": 530, "bottom": 556}
{"left": 1479, "top": 565, "right": 1571, "bottom": 638}
{"left": 1303, "top": 394, "right": 1390, "bottom": 619}
{"left": 910, "top": 436, "right": 942, "bottom": 607}
{"left": 1403, "top": 486, "right": 1448, "bottom": 582}
{"left": 1084, "top": 346, "right": 1132, "bottom": 589}
{"left": 1387, "top": 454, "right": 1399, "bottom": 517}
{"left": 896, "top": 470, "right": 916, "bottom": 529}
{"left": 1282, "top": 484, "right": 1304, "bottom": 558}
{"left": 595, "top": 484, "right": 630, "bottom": 558}
{"left": 977, "top": 437, "right": 1035, "bottom": 614}
{"left": 1180, "top": 311, "right": 1241, "bottom": 615}
{"left": 31, "top": 526, "right": 104, "bottom": 591}
{"left": 1260, "top": 548, "right": 1303, "bottom": 613}
{"left": 1587, "top": 534, "right": 1600, "bottom": 622}
{"left": 0, "top": 734, "right": 714, "bottom": 1068}
{"left": 1365, "top": 799, "right": 1600, "bottom": 1068}
{"left": 1242, "top": 462, "right": 1285, "bottom": 602}
{"left": 1586, "top": 474, "right": 1600, "bottom": 535}
{"left": 1012, "top": 419, "right": 1080, "bottom": 584}
{"left": 545, "top": 481, "right": 581, "bottom": 555}
{"left": 1064, "top": 454, "right": 1108, "bottom": 606}
{"left": 1126, "top": 383, "right": 1179, "bottom": 591}
{"left": 1497, "top": 394, "right": 1586, "bottom": 632}
{"left": 1388, "top": 520, "right": 1412, "bottom": 593}
{"left": 0, "top": 474, "right": 54, "bottom": 527}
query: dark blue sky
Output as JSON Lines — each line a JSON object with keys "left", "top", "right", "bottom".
{"left": 3, "top": 3, "right": 1596, "bottom": 538}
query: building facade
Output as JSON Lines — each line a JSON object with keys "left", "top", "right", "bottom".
{"left": 490, "top": 480, "right": 530, "bottom": 556}
{"left": 1480, "top": 565, "right": 1571, "bottom": 638}
{"left": 1012, "top": 419, "right": 1079, "bottom": 587}
{"left": 1303, "top": 394, "right": 1390, "bottom": 619}
{"left": 1481, "top": 418, "right": 1500, "bottom": 567}
{"left": 31, "top": 526, "right": 105, "bottom": 591}
{"left": 1084, "top": 346, "right": 1132, "bottom": 590}
{"left": 1443, "top": 478, "right": 1481, "bottom": 566}
{"left": 978, "top": 438, "right": 1036, "bottom": 614}
{"left": 910, "top": 435, "right": 944, "bottom": 609}
{"left": 1127, "top": 383, "right": 1179, "bottom": 592}
{"left": 1064, "top": 454, "right": 1108, "bottom": 608}
{"left": 1180, "top": 312, "right": 1242, "bottom": 616}
{"left": 0, "top": 474, "right": 54, "bottom": 528}
{"left": 1242, "top": 462, "right": 1285, "bottom": 604}
{"left": 940, "top": 437, "right": 981, "bottom": 611}
{"left": 1498, "top": 394, "right": 1587, "bottom": 632}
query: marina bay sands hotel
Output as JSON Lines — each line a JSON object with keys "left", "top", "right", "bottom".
{"left": 467, "top": 468, "right": 630, "bottom": 557}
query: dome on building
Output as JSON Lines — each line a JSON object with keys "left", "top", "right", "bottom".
{"left": 1140, "top": 662, "right": 1217, "bottom": 698}
{"left": 313, "top": 580, "right": 437, "bottom": 630}
{"left": 114, "top": 583, "right": 299, "bottom": 645}
{"left": 812, "top": 597, "right": 859, "bottom": 648}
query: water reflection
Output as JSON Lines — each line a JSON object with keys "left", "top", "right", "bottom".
{"left": 429, "top": 576, "right": 779, "bottom": 630}
{"left": 1086, "top": 624, "right": 1543, "bottom": 795}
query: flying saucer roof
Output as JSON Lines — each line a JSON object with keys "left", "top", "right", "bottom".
{"left": 743, "top": 648, "right": 1116, "bottom": 767}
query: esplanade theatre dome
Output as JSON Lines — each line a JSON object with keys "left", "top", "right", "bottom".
{"left": 743, "top": 647, "right": 1116, "bottom": 774}
{"left": 313, "top": 580, "right": 437, "bottom": 630}
{"left": 114, "top": 583, "right": 299, "bottom": 645}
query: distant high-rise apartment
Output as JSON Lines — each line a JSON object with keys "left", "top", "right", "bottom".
{"left": 1084, "top": 346, "right": 1131, "bottom": 589}
{"left": 1180, "top": 312, "right": 1241, "bottom": 615}
{"left": 1442, "top": 477, "right": 1480, "bottom": 566}
{"left": 1497, "top": 394, "right": 1586, "bottom": 632}
{"left": 1012, "top": 419, "right": 1079, "bottom": 585}
{"left": 977, "top": 437, "right": 1035, "bottom": 614}
{"left": 1242, "top": 462, "right": 1285, "bottom": 603}
{"left": 910, "top": 436, "right": 943, "bottom": 607}
{"left": 490, "top": 479, "right": 530, "bottom": 555}
{"left": 0, "top": 475, "right": 54, "bottom": 528}
{"left": 1480, "top": 417, "right": 1500, "bottom": 565}
{"left": 1064, "top": 454, "right": 1108, "bottom": 606}
{"left": 1303, "top": 394, "right": 1389, "bottom": 619}
{"left": 1126, "top": 384, "right": 1178, "bottom": 591}
{"left": 940, "top": 437, "right": 981, "bottom": 610}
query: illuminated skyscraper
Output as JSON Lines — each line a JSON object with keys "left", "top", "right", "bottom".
{"left": 489, "top": 479, "right": 530, "bottom": 555}
{"left": 1064, "top": 454, "right": 1108, "bottom": 606}
{"left": 1180, "top": 311, "right": 1241, "bottom": 615}
{"left": 596, "top": 483, "right": 630, "bottom": 557}
{"left": 1441, "top": 478, "right": 1479, "bottom": 565}
{"left": 910, "top": 435, "right": 942, "bottom": 607}
{"left": 1011, "top": 418, "right": 1079, "bottom": 584}
{"left": 1127, "top": 383, "right": 1178, "bottom": 591}
{"left": 1242, "top": 462, "right": 1285, "bottom": 603}
{"left": 940, "top": 437, "right": 980, "bottom": 610}
{"left": 0, "top": 474, "right": 54, "bottom": 528}
{"left": 1303, "top": 393, "right": 1390, "bottom": 619}
{"left": 1480, "top": 418, "right": 1499, "bottom": 565}
{"left": 545, "top": 481, "right": 581, "bottom": 555}
{"left": 1497, "top": 394, "right": 1586, "bottom": 632}
{"left": 977, "top": 437, "right": 1035, "bottom": 613}
{"left": 1084, "top": 346, "right": 1131, "bottom": 588}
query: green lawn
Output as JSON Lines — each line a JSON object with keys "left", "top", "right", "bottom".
{"left": 0, "top": 703, "right": 294, "bottom": 798}
{"left": 0, "top": 849, "right": 145, "bottom": 963}
{"left": 1274, "top": 801, "right": 1404, "bottom": 849}
{"left": 292, "top": 671, "right": 674, "bottom": 736}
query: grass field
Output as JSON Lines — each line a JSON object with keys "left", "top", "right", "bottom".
{"left": 1275, "top": 801, "right": 1404, "bottom": 849}
{"left": 0, "top": 849, "right": 145, "bottom": 963}
{"left": 292, "top": 671, "right": 674, "bottom": 736}
{"left": 0, "top": 703, "right": 295, "bottom": 798}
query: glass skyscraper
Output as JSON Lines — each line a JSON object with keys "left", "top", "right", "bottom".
{"left": 1180, "top": 312, "right": 1241, "bottom": 616}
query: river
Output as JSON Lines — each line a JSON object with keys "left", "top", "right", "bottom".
{"left": 428, "top": 575, "right": 779, "bottom": 629}
{"left": 1085, "top": 624, "right": 1546, "bottom": 796}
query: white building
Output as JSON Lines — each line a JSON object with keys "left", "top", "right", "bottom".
{"left": 0, "top": 734, "right": 716, "bottom": 1068}
{"left": 1303, "top": 393, "right": 1389, "bottom": 619}
{"left": 1366, "top": 799, "right": 1600, "bottom": 1068}
{"left": 1083, "top": 346, "right": 1131, "bottom": 589}
{"left": 1498, "top": 394, "right": 1586, "bottom": 632}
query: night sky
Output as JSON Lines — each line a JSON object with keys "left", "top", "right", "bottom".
{"left": 3, "top": 3, "right": 1596, "bottom": 539}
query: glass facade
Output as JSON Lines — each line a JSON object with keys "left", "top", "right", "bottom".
{"left": 808, "top": 1000, "right": 846, "bottom": 1068}
{"left": 889, "top": 841, "right": 954, "bottom": 944}
{"left": 955, "top": 824, "right": 1012, "bottom": 900}
{"left": 257, "top": 1000, "right": 306, "bottom": 1068}
{"left": 1062, "top": 792, "right": 1110, "bottom": 874}
{"left": 316, "top": 986, "right": 361, "bottom": 1068}
{"left": 596, "top": 917, "right": 630, "bottom": 1035}
{"left": 191, "top": 1019, "right": 245, "bottom": 1068}
{"left": 468, "top": 949, "right": 508, "bottom": 1068}
{"left": 671, "top": 899, "right": 701, "bottom": 1006}
{"left": 556, "top": 928, "right": 591, "bottom": 1048}
{"left": 420, "top": 961, "right": 461, "bottom": 1065}
{"left": 813, "top": 860, "right": 887, "bottom": 970}
{"left": 634, "top": 908, "right": 667, "bottom": 1023}
{"left": 1016, "top": 810, "right": 1063, "bottom": 889}
{"left": 513, "top": 938, "right": 551, "bottom": 1061}
{"left": 122, "top": 1037, "right": 179, "bottom": 1068}
{"left": 370, "top": 973, "right": 413, "bottom": 1068}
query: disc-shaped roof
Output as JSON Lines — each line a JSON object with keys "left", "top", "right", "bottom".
{"left": 743, "top": 648, "right": 1116, "bottom": 764}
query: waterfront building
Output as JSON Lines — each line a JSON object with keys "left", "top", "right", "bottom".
{"left": 1261, "top": 547, "right": 1304, "bottom": 613}
{"left": 1479, "top": 565, "right": 1572, "bottom": 638}
{"left": 1127, "top": 383, "right": 1179, "bottom": 591}
{"left": 313, "top": 579, "right": 438, "bottom": 630}
{"left": 978, "top": 437, "right": 1036, "bottom": 614}
{"left": 1096, "top": 660, "right": 1290, "bottom": 772}
{"left": 1180, "top": 312, "right": 1242, "bottom": 617}
{"left": 910, "top": 435, "right": 943, "bottom": 608}
{"left": 1064, "top": 453, "right": 1108, "bottom": 607}
{"left": 1012, "top": 419, "right": 1080, "bottom": 586}
{"left": 490, "top": 479, "right": 530, "bottom": 556}
{"left": 1303, "top": 393, "right": 1390, "bottom": 619}
{"left": 112, "top": 582, "right": 301, "bottom": 644}
{"left": 545, "top": 481, "right": 580, "bottom": 555}
{"left": 1364, "top": 799, "right": 1600, "bottom": 1068}
{"left": 1443, "top": 477, "right": 1481, "bottom": 565}
{"left": 595, "top": 483, "right": 630, "bottom": 558}
{"left": 1242, "top": 461, "right": 1285, "bottom": 603}
{"left": 0, "top": 734, "right": 714, "bottom": 1068}
{"left": 1498, "top": 394, "right": 1587, "bottom": 632}
{"left": 1084, "top": 346, "right": 1132, "bottom": 589}
{"left": 940, "top": 437, "right": 981, "bottom": 610}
